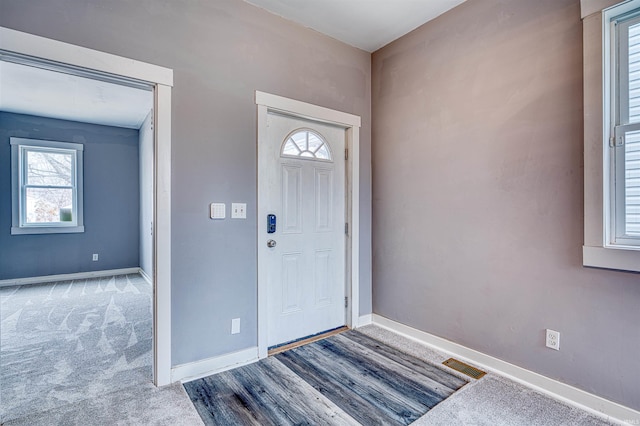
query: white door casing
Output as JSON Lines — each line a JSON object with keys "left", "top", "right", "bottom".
{"left": 256, "top": 91, "right": 361, "bottom": 359}
{"left": 0, "top": 27, "right": 174, "bottom": 386}
{"left": 265, "top": 114, "right": 346, "bottom": 347}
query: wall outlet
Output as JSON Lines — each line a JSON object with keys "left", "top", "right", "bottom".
{"left": 546, "top": 329, "right": 560, "bottom": 350}
{"left": 231, "top": 318, "right": 240, "bottom": 334}
{"left": 92, "top": 253, "right": 99, "bottom": 261}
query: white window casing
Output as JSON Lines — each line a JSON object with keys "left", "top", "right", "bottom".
{"left": 583, "top": 0, "right": 640, "bottom": 272}
{"left": 10, "top": 137, "right": 84, "bottom": 235}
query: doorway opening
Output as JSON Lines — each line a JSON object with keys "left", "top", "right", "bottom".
{"left": 0, "top": 26, "right": 173, "bottom": 422}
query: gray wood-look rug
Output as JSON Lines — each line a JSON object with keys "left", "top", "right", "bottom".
{"left": 184, "top": 330, "right": 468, "bottom": 425}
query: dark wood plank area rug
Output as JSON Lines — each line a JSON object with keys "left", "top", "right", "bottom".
{"left": 184, "top": 330, "right": 467, "bottom": 425}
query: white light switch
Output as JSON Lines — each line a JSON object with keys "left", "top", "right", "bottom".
{"left": 231, "top": 318, "right": 241, "bottom": 334}
{"left": 231, "top": 203, "right": 247, "bottom": 219}
{"left": 210, "top": 203, "right": 225, "bottom": 219}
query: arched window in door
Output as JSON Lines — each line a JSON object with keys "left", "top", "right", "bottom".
{"left": 281, "top": 129, "right": 332, "bottom": 161}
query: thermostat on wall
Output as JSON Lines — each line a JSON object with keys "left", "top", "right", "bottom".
{"left": 210, "top": 203, "right": 225, "bottom": 219}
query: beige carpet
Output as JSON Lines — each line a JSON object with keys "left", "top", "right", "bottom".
{"left": 356, "top": 326, "right": 618, "bottom": 426}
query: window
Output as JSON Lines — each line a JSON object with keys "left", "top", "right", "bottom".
{"left": 582, "top": 0, "right": 640, "bottom": 272}
{"left": 282, "top": 129, "right": 332, "bottom": 161}
{"left": 10, "top": 138, "right": 84, "bottom": 234}
{"left": 611, "top": 11, "right": 640, "bottom": 246}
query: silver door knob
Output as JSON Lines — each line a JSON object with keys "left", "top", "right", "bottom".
{"left": 267, "top": 239, "right": 277, "bottom": 248}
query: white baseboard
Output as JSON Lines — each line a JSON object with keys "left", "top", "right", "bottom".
{"left": 172, "top": 346, "right": 259, "bottom": 384}
{"left": 0, "top": 267, "right": 142, "bottom": 287}
{"left": 139, "top": 268, "right": 152, "bottom": 284}
{"left": 372, "top": 314, "right": 638, "bottom": 425}
{"left": 356, "top": 314, "right": 372, "bottom": 327}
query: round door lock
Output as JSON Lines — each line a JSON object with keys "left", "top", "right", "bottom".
{"left": 267, "top": 239, "right": 277, "bottom": 248}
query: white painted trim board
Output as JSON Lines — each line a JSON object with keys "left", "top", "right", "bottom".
{"left": 172, "top": 347, "right": 259, "bottom": 384}
{"left": 372, "top": 314, "right": 639, "bottom": 425}
{"left": 0, "top": 268, "right": 140, "bottom": 287}
{"left": 357, "top": 314, "right": 373, "bottom": 327}
{"left": 255, "top": 91, "right": 360, "bottom": 127}
{"left": 0, "top": 27, "right": 173, "bottom": 86}
{"left": 139, "top": 268, "right": 152, "bottom": 285}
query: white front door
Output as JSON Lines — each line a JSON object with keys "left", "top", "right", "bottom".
{"left": 263, "top": 112, "right": 346, "bottom": 347}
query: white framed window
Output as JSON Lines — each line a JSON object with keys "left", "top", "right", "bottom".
{"left": 10, "top": 137, "right": 84, "bottom": 235}
{"left": 582, "top": 0, "right": 640, "bottom": 272}
{"left": 282, "top": 129, "right": 333, "bottom": 161}
{"left": 609, "top": 7, "right": 640, "bottom": 247}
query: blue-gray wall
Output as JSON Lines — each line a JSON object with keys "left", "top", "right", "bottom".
{"left": 0, "top": 112, "right": 140, "bottom": 280}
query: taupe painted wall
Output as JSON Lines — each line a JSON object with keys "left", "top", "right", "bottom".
{"left": 0, "top": 0, "right": 371, "bottom": 366}
{"left": 372, "top": 0, "right": 640, "bottom": 410}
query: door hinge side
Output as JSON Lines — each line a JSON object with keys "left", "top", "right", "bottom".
{"left": 345, "top": 149, "right": 348, "bottom": 160}
{"left": 345, "top": 296, "right": 348, "bottom": 308}
{"left": 345, "top": 222, "right": 349, "bottom": 235}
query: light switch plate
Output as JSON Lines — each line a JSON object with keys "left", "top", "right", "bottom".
{"left": 210, "top": 203, "right": 225, "bottom": 219}
{"left": 231, "top": 203, "right": 247, "bottom": 219}
{"left": 231, "top": 318, "right": 240, "bottom": 334}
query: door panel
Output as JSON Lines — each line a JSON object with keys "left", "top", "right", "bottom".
{"left": 281, "top": 253, "right": 302, "bottom": 314}
{"left": 282, "top": 165, "right": 302, "bottom": 233}
{"left": 315, "top": 168, "right": 333, "bottom": 232}
{"left": 265, "top": 114, "right": 346, "bottom": 347}
{"left": 314, "top": 249, "right": 332, "bottom": 306}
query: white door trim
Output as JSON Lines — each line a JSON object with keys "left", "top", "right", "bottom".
{"left": 255, "top": 91, "right": 361, "bottom": 359}
{"left": 0, "top": 27, "right": 174, "bottom": 386}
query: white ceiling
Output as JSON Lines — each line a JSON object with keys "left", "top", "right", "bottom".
{"left": 0, "top": 61, "right": 152, "bottom": 129}
{"left": 244, "top": 0, "right": 468, "bottom": 52}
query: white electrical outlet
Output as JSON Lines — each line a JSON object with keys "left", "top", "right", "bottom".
{"left": 231, "top": 318, "right": 241, "bottom": 334}
{"left": 546, "top": 329, "right": 560, "bottom": 350}
{"left": 92, "top": 254, "right": 99, "bottom": 261}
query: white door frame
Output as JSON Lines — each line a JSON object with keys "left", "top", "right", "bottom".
{"left": 0, "top": 27, "right": 174, "bottom": 386}
{"left": 255, "top": 91, "right": 361, "bottom": 359}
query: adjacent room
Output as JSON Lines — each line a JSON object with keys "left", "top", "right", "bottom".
{"left": 0, "top": 60, "right": 156, "bottom": 421}
{"left": 0, "top": 0, "right": 639, "bottom": 424}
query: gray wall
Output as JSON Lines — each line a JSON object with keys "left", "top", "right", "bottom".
{"left": 0, "top": 112, "right": 140, "bottom": 280}
{"left": 0, "top": 0, "right": 372, "bottom": 366}
{"left": 372, "top": 0, "right": 640, "bottom": 410}
{"left": 139, "top": 110, "right": 153, "bottom": 279}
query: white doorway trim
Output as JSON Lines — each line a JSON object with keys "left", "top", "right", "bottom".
{"left": 0, "top": 27, "right": 174, "bottom": 386}
{"left": 255, "top": 91, "right": 361, "bottom": 359}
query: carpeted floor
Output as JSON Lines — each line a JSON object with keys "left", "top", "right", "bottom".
{"left": 2, "top": 382, "right": 204, "bottom": 426}
{"left": 0, "top": 274, "right": 154, "bottom": 422}
{"left": 0, "top": 279, "right": 624, "bottom": 426}
{"left": 357, "top": 326, "right": 618, "bottom": 426}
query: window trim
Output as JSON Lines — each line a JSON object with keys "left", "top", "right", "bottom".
{"left": 10, "top": 137, "right": 85, "bottom": 235}
{"left": 582, "top": 0, "right": 640, "bottom": 272}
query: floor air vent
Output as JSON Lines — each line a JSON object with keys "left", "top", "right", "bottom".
{"left": 442, "top": 358, "right": 486, "bottom": 379}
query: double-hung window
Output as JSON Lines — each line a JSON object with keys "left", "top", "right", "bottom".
{"left": 582, "top": 0, "right": 640, "bottom": 272}
{"left": 611, "top": 11, "right": 640, "bottom": 247}
{"left": 10, "top": 138, "right": 84, "bottom": 235}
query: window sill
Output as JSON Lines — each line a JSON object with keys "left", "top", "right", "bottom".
{"left": 11, "top": 225, "right": 85, "bottom": 235}
{"left": 583, "top": 245, "right": 640, "bottom": 273}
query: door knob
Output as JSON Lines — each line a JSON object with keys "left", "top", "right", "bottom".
{"left": 267, "top": 239, "right": 277, "bottom": 248}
